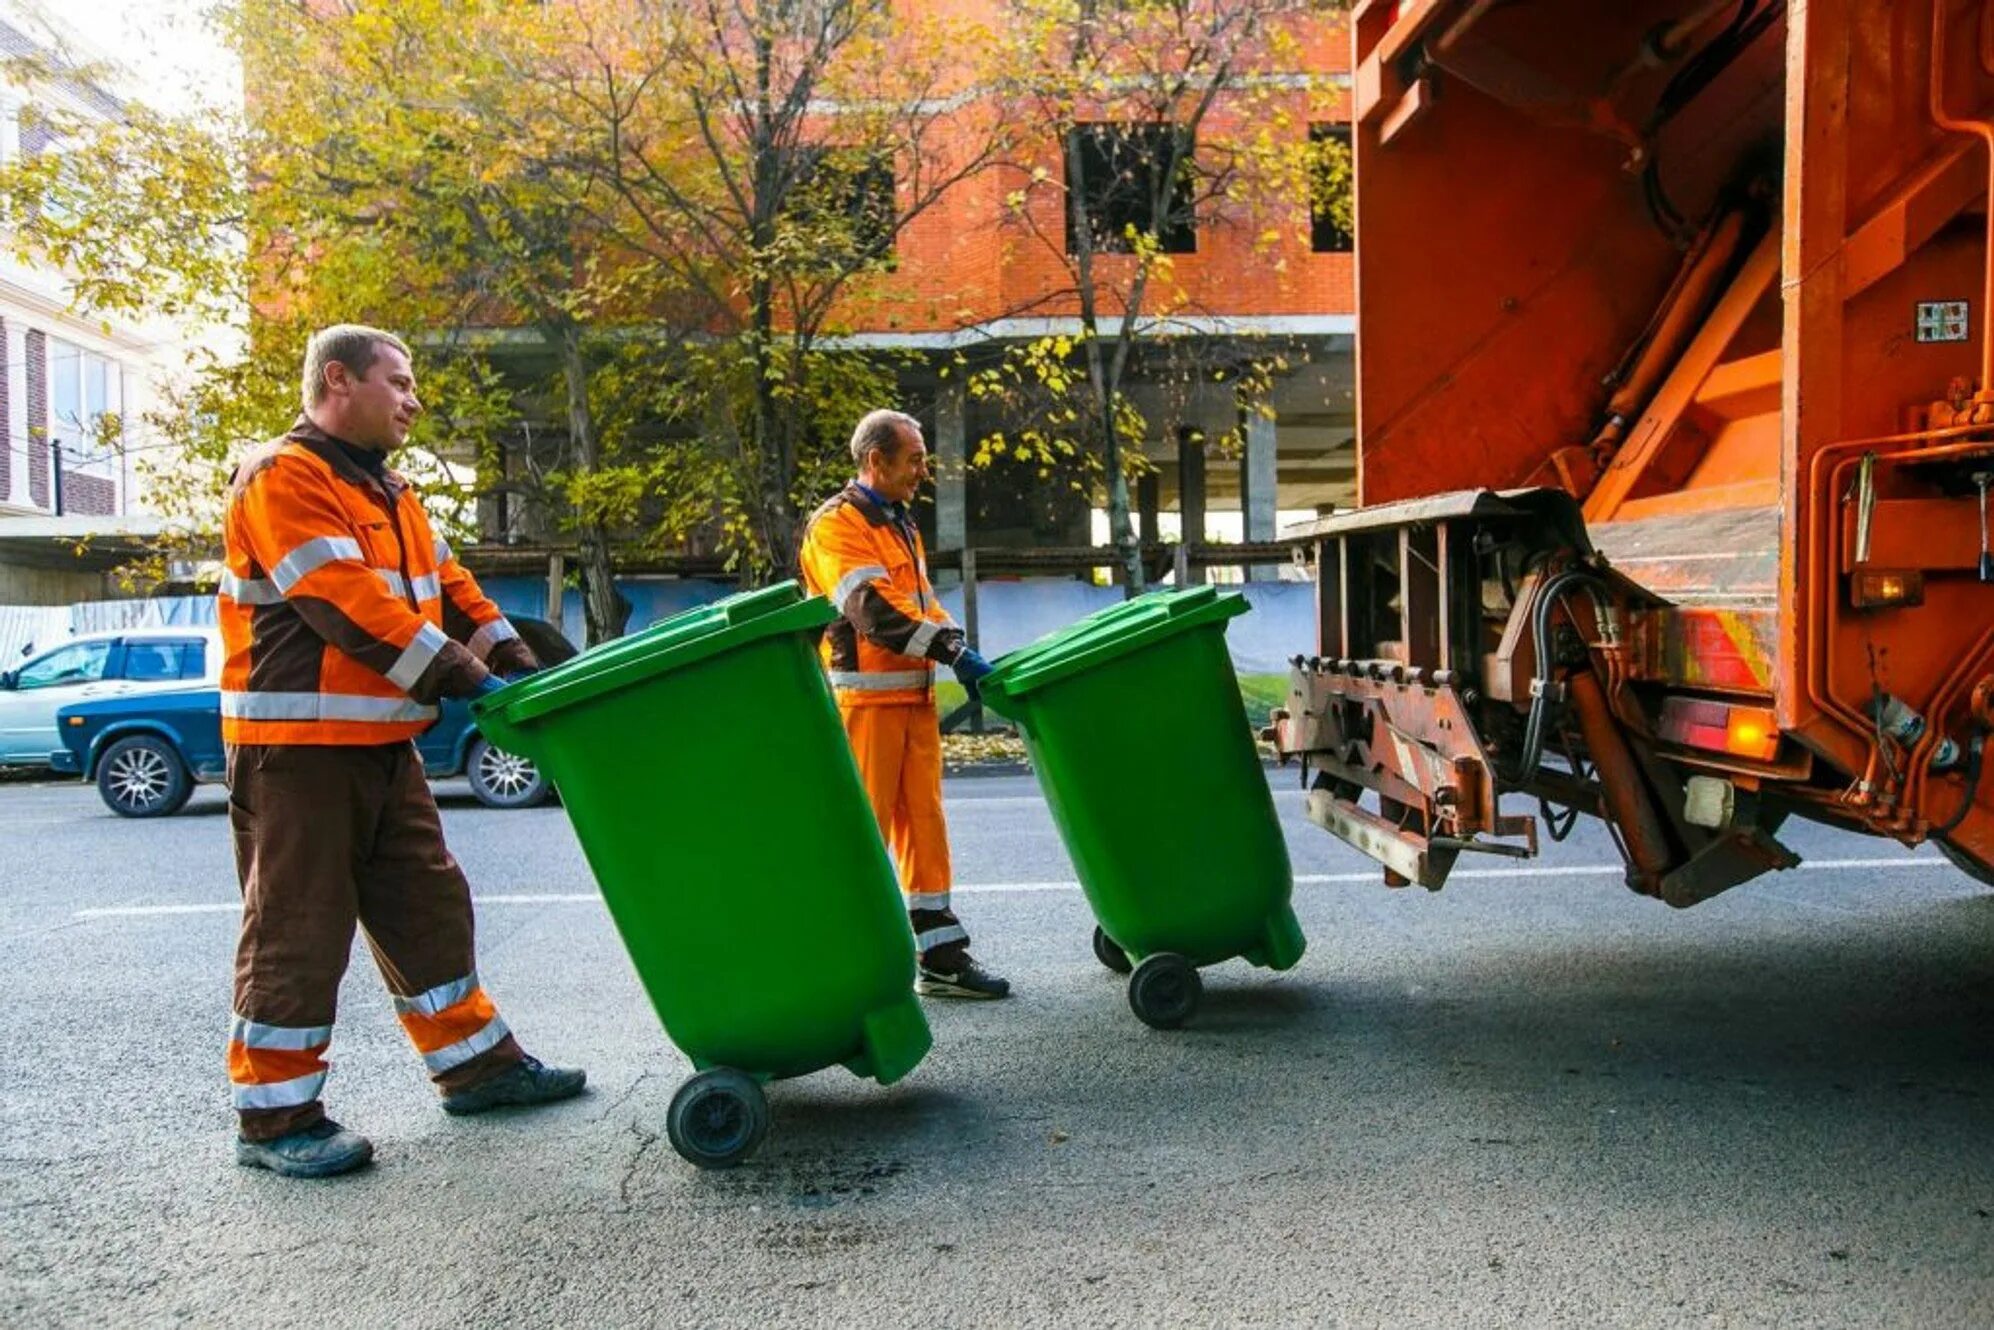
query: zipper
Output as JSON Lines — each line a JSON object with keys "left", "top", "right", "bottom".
{"left": 370, "top": 480, "right": 421, "bottom": 612}
{"left": 892, "top": 516, "right": 928, "bottom": 613}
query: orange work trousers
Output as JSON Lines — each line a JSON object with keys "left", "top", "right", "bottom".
{"left": 838, "top": 700, "right": 971, "bottom": 968}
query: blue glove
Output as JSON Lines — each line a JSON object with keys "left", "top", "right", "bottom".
{"left": 473, "top": 674, "right": 507, "bottom": 697}
{"left": 952, "top": 648, "right": 994, "bottom": 700}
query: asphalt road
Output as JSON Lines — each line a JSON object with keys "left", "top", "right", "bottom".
{"left": 2, "top": 771, "right": 1990, "bottom": 1327}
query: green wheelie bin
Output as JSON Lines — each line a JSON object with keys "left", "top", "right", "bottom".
{"left": 472, "top": 581, "right": 931, "bottom": 1168}
{"left": 976, "top": 585, "right": 1303, "bottom": 1029}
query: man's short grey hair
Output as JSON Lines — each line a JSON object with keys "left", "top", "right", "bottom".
{"left": 850, "top": 409, "right": 922, "bottom": 466}
{"left": 301, "top": 324, "right": 412, "bottom": 409}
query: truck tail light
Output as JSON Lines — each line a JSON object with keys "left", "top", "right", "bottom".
{"left": 1849, "top": 569, "right": 1924, "bottom": 610}
{"left": 1658, "top": 698, "right": 1781, "bottom": 762}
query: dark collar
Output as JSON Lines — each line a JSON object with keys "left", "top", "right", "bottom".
{"left": 288, "top": 415, "right": 407, "bottom": 494}
{"left": 844, "top": 480, "right": 899, "bottom": 527}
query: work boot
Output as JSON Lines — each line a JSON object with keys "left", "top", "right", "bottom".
{"left": 916, "top": 958, "right": 1012, "bottom": 1000}
{"left": 235, "top": 1119, "right": 374, "bottom": 1179}
{"left": 441, "top": 1055, "right": 588, "bottom": 1116}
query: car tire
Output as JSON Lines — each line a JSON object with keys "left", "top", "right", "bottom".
{"left": 96, "top": 735, "right": 193, "bottom": 818}
{"left": 465, "top": 736, "right": 550, "bottom": 809}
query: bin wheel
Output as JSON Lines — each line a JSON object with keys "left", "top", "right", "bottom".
{"left": 1091, "top": 926, "right": 1133, "bottom": 975}
{"left": 1126, "top": 953, "right": 1201, "bottom": 1030}
{"left": 666, "top": 1068, "right": 769, "bottom": 1169}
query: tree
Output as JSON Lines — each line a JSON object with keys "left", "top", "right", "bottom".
{"left": 977, "top": 0, "right": 1343, "bottom": 592}
{"left": 234, "top": 0, "right": 654, "bottom": 641}
{"left": 0, "top": 2, "right": 681, "bottom": 642}
{"left": 1, "top": 1, "right": 1018, "bottom": 605}
{"left": 514, "top": 0, "right": 1014, "bottom": 573}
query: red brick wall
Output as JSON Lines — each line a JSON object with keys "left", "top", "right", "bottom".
{"left": 25, "top": 330, "right": 47, "bottom": 509}
{"left": 833, "top": 5, "right": 1357, "bottom": 335}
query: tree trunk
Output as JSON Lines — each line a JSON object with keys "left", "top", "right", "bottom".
{"left": 1076, "top": 305, "right": 1144, "bottom": 597}
{"left": 556, "top": 323, "right": 630, "bottom": 645}
{"left": 1065, "top": 125, "right": 1145, "bottom": 597}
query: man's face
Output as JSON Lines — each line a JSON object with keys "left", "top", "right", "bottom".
{"left": 867, "top": 426, "right": 929, "bottom": 504}
{"left": 325, "top": 344, "right": 422, "bottom": 451}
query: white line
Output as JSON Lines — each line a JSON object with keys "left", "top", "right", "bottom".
{"left": 474, "top": 893, "right": 599, "bottom": 904}
{"left": 75, "top": 903, "right": 241, "bottom": 918}
{"left": 65, "top": 856, "right": 1957, "bottom": 920}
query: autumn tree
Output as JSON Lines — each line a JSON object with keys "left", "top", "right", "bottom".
{"left": 977, "top": 0, "right": 1344, "bottom": 592}
{"left": 511, "top": 0, "right": 1013, "bottom": 572}
{"left": 3, "top": 0, "right": 1016, "bottom": 608}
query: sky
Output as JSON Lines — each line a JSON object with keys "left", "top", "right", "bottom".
{"left": 58, "top": 0, "right": 240, "bottom": 116}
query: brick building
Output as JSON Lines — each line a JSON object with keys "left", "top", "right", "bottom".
{"left": 843, "top": 0, "right": 1357, "bottom": 568}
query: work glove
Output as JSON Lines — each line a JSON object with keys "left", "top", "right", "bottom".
{"left": 472, "top": 673, "right": 508, "bottom": 698}
{"left": 951, "top": 647, "right": 994, "bottom": 701}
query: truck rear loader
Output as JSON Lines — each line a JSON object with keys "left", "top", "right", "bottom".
{"left": 1273, "top": 0, "right": 1994, "bottom": 902}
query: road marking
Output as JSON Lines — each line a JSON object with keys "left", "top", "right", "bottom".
{"left": 70, "top": 855, "right": 1954, "bottom": 920}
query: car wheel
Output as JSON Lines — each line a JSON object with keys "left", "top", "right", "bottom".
{"left": 466, "top": 736, "right": 549, "bottom": 809}
{"left": 96, "top": 735, "right": 193, "bottom": 818}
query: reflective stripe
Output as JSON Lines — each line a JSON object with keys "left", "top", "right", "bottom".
{"left": 386, "top": 621, "right": 449, "bottom": 691}
{"left": 269, "top": 535, "right": 364, "bottom": 594}
{"left": 906, "top": 892, "right": 952, "bottom": 914}
{"left": 229, "top": 1015, "right": 332, "bottom": 1051}
{"left": 221, "top": 690, "right": 438, "bottom": 724}
{"left": 219, "top": 570, "right": 282, "bottom": 605}
{"left": 393, "top": 972, "right": 480, "bottom": 1020}
{"left": 828, "top": 669, "right": 933, "bottom": 691}
{"left": 410, "top": 572, "right": 441, "bottom": 602}
{"left": 375, "top": 568, "right": 407, "bottom": 597}
{"left": 421, "top": 1014, "right": 511, "bottom": 1075}
{"left": 831, "top": 564, "right": 889, "bottom": 607}
{"left": 915, "top": 924, "right": 969, "bottom": 952}
{"left": 434, "top": 536, "right": 454, "bottom": 565}
{"left": 232, "top": 1070, "right": 326, "bottom": 1111}
{"left": 906, "top": 620, "right": 940, "bottom": 658}
{"left": 467, "top": 618, "right": 519, "bottom": 661}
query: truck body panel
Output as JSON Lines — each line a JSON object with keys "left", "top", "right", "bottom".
{"left": 1277, "top": 0, "right": 1994, "bottom": 894}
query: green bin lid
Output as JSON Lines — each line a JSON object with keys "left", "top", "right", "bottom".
{"left": 977, "top": 585, "right": 1249, "bottom": 710}
{"left": 474, "top": 580, "right": 835, "bottom": 728}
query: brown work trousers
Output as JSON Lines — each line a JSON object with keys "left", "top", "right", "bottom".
{"left": 227, "top": 741, "right": 522, "bottom": 1141}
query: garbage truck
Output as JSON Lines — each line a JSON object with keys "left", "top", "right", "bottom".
{"left": 1270, "top": 0, "right": 1994, "bottom": 902}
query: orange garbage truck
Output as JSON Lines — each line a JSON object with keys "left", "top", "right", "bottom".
{"left": 1272, "top": 0, "right": 1994, "bottom": 902}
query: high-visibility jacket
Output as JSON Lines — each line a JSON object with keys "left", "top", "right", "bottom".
{"left": 799, "top": 482, "right": 965, "bottom": 706}
{"left": 218, "top": 417, "right": 535, "bottom": 746}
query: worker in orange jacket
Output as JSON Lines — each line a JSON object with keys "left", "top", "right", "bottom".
{"left": 219, "top": 324, "right": 585, "bottom": 1178}
{"left": 799, "top": 409, "right": 1010, "bottom": 1000}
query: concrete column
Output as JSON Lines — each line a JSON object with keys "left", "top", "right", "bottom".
{"left": 1240, "top": 405, "right": 1279, "bottom": 583}
{"left": 1176, "top": 425, "right": 1206, "bottom": 586}
{"left": 932, "top": 378, "right": 967, "bottom": 559}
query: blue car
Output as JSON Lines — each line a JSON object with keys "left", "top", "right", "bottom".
{"left": 53, "top": 616, "right": 577, "bottom": 818}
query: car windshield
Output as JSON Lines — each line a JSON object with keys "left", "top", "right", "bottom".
{"left": 16, "top": 641, "right": 112, "bottom": 689}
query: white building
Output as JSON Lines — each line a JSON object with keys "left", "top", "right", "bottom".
{"left": 0, "top": 1, "right": 217, "bottom": 600}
